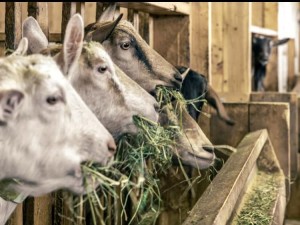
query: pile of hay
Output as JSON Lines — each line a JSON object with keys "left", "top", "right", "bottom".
{"left": 234, "top": 171, "right": 281, "bottom": 225}
{"left": 62, "top": 86, "right": 208, "bottom": 225}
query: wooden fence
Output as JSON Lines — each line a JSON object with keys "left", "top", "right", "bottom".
{"left": 0, "top": 2, "right": 298, "bottom": 225}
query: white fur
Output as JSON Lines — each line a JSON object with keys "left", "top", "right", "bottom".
{"left": 0, "top": 55, "right": 115, "bottom": 195}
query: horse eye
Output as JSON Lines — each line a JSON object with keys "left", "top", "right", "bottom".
{"left": 46, "top": 96, "right": 59, "bottom": 105}
{"left": 121, "top": 42, "right": 130, "bottom": 50}
{"left": 98, "top": 66, "right": 107, "bottom": 73}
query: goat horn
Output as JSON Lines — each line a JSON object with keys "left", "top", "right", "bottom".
{"left": 181, "top": 67, "right": 191, "bottom": 81}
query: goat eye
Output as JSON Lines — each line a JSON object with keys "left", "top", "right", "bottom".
{"left": 46, "top": 96, "right": 59, "bottom": 105}
{"left": 98, "top": 66, "right": 107, "bottom": 73}
{"left": 120, "top": 42, "right": 130, "bottom": 50}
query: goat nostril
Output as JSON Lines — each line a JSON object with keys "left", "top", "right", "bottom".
{"left": 203, "top": 146, "right": 214, "bottom": 154}
{"left": 108, "top": 140, "right": 117, "bottom": 155}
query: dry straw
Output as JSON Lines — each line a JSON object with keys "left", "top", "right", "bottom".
{"left": 62, "top": 86, "right": 210, "bottom": 225}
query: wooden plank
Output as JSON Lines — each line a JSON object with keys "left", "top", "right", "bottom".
{"left": 211, "top": 2, "right": 224, "bottom": 92}
{"left": 0, "top": 2, "right": 5, "bottom": 33}
{"left": 61, "top": 2, "right": 76, "bottom": 41}
{"left": 118, "top": 2, "right": 190, "bottom": 15}
{"left": 27, "top": 2, "right": 49, "bottom": 38}
{"left": 250, "top": 93, "right": 298, "bottom": 182}
{"left": 210, "top": 103, "right": 249, "bottom": 148}
{"left": 5, "top": 2, "right": 22, "bottom": 51}
{"left": 49, "top": 33, "right": 61, "bottom": 43}
{"left": 119, "top": 7, "right": 128, "bottom": 20}
{"left": 0, "top": 42, "right": 5, "bottom": 57}
{"left": 157, "top": 167, "right": 201, "bottom": 225}
{"left": 190, "top": 2, "right": 211, "bottom": 80}
{"left": 264, "top": 45, "right": 279, "bottom": 91}
{"left": 287, "top": 39, "right": 296, "bottom": 91}
{"left": 6, "top": 204, "right": 23, "bottom": 225}
{"left": 95, "top": 2, "right": 104, "bottom": 21}
{"left": 250, "top": 25, "right": 278, "bottom": 37}
{"left": 211, "top": 2, "right": 251, "bottom": 102}
{"left": 85, "top": 2, "right": 96, "bottom": 26}
{"left": 263, "top": 2, "right": 278, "bottom": 31}
{"left": 133, "top": 11, "right": 139, "bottom": 32}
{"left": 251, "top": 2, "right": 264, "bottom": 27}
{"left": 223, "top": 2, "right": 251, "bottom": 101}
{"left": 33, "top": 196, "right": 53, "bottom": 225}
{"left": 249, "top": 102, "right": 291, "bottom": 198}
{"left": 183, "top": 129, "right": 269, "bottom": 225}
{"left": 76, "top": 2, "right": 85, "bottom": 22}
{"left": 138, "top": 11, "right": 149, "bottom": 44}
{"left": 0, "top": 33, "right": 5, "bottom": 41}
{"left": 152, "top": 15, "right": 189, "bottom": 67}
{"left": 262, "top": 3, "right": 278, "bottom": 91}
{"left": 48, "top": 2, "right": 62, "bottom": 37}
{"left": 285, "top": 154, "right": 300, "bottom": 219}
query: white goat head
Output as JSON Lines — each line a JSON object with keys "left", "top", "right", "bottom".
{"left": 22, "top": 14, "right": 159, "bottom": 140}
{"left": 0, "top": 53, "right": 116, "bottom": 197}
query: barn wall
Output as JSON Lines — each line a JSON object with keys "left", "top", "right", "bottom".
{"left": 278, "top": 2, "right": 300, "bottom": 92}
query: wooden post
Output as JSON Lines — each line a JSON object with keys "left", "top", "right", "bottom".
{"left": 5, "top": 2, "right": 22, "bottom": 52}
{"left": 252, "top": 2, "right": 264, "bottom": 27}
{"left": 76, "top": 2, "right": 85, "bottom": 22}
{"left": 263, "top": 2, "right": 279, "bottom": 91}
{"left": 138, "top": 12, "right": 149, "bottom": 44}
{"left": 6, "top": 204, "right": 23, "bottom": 225}
{"left": 287, "top": 39, "right": 296, "bottom": 91}
{"left": 133, "top": 11, "right": 139, "bottom": 33}
{"left": 250, "top": 92, "right": 298, "bottom": 183}
{"left": 61, "top": 2, "right": 76, "bottom": 41}
{"left": 211, "top": 2, "right": 251, "bottom": 102}
{"left": 48, "top": 2, "right": 62, "bottom": 43}
{"left": 151, "top": 15, "right": 190, "bottom": 67}
{"left": 189, "top": 2, "right": 211, "bottom": 80}
{"left": 95, "top": 2, "right": 104, "bottom": 21}
{"left": 209, "top": 101, "right": 291, "bottom": 198}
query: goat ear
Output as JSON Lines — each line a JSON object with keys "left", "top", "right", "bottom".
{"left": 11, "top": 38, "right": 28, "bottom": 56}
{"left": 180, "top": 68, "right": 190, "bottom": 81}
{"left": 98, "top": 3, "right": 117, "bottom": 22}
{"left": 175, "top": 66, "right": 189, "bottom": 81}
{"left": 272, "top": 38, "right": 290, "bottom": 47}
{"left": 22, "top": 16, "right": 48, "bottom": 54}
{"left": 60, "top": 13, "right": 84, "bottom": 76}
{"left": 0, "top": 90, "right": 24, "bottom": 123}
{"left": 85, "top": 14, "right": 123, "bottom": 42}
{"left": 205, "top": 85, "right": 235, "bottom": 126}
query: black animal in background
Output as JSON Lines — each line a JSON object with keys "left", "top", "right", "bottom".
{"left": 176, "top": 66, "right": 235, "bottom": 126}
{"left": 252, "top": 35, "right": 290, "bottom": 91}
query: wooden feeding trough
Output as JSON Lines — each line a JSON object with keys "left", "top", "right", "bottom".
{"left": 183, "top": 129, "right": 286, "bottom": 225}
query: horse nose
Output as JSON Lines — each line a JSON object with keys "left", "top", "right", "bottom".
{"left": 107, "top": 139, "right": 117, "bottom": 155}
{"left": 203, "top": 146, "right": 214, "bottom": 154}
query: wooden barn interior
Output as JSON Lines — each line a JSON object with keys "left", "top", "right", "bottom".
{"left": 1, "top": 2, "right": 300, "bottom": 225}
